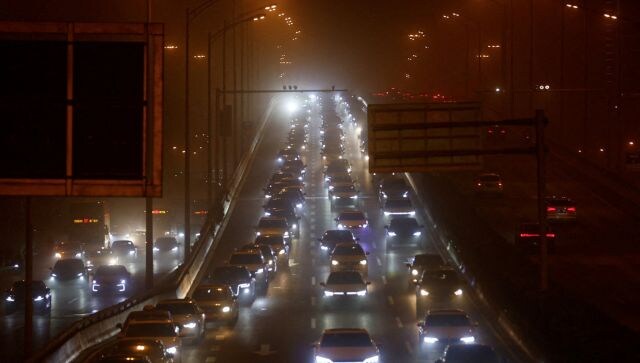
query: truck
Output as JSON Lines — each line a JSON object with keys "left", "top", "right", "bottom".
{"left": 67, "top": 200, "right": 111, "bottom": 253}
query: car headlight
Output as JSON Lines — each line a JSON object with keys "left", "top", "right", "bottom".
{"left": 153, "top": 247, "right": 159, "bottom": 252}
{"left": 166, "top": 346, "right": 177, "bottom": 355}
{"left": 328, "top": 185, "right": 334, "bottom": 190}
{"left": 284, "top": 231, "right": 290, "bottom": 237}
{"left": 222, "top": 306, "right": 231, "bottom": 313}
{"left": 403, "top": 191, "right": 409, "bottom": 198}
{"left": 119, "top": 279, "right": 126, "bottom": 284}
{"left": 75, "top": 252, "right": 82, "bottom": 258}
{"left": 454, "top": 289, "right": 463, "bottom": 296}
{"left": 292, "top": 223, "right": 297, "bottom": 229}
{"left": 255, "top": 268, "right": 264, "bottom": 274}
{"left": 55, "top": 253, "right": 61, "bottom": 259}
{"left": 383, "top": 212, "right": 390, "bottom": 216}
{"left": 34, "top": 295, "right": 45, "bottom": 301}
{"left": 357, "top": 290, "right": 367, "bottom": 296}
{"left": 424, "top": 336, "right": 439, "bottom": 344}
{"left": 265, "top": 194, "right": 272, "bottom": 199}
{"left": 277, "top": 157, "right": 283, "bottom": 162}
{"left": 296, "top": 203, "right": 303, "bottom": 208}
{"left": 279, "top": 249, "right": 286, "bottom": 255}
{"left": 171, "top": 246, "right": 178, "bottom": 252}
{"left": 264, "top": 212, "right": 271, "bottom": 216}
{"left": 413, "top": 231, "right": 422, "bottom": 236}
{"left": 411, "top": 269, "right": 418, "bottom": 276}
{"left": 323, "top": 291, "right": 334, "bottom": 297}
{"left": 350, "top": 195, "right": 358, "bottom": 199}
{"left": 183, "top": 322, "right": 197, "bottom": 329}
{"left": 239, "top": 283, "right": 251, "bottom": 288}
{"left": 256, "top": 231, "right": 261, "bottom": 236}
{"left": 363, "top": 355, "right": 379, "bottom": 363}
{"left": 331, "top": 260, "right": 339, "bottom": 266}
{"left": 51, "top": 273, "right": 57, "bottom": 278}
{"left": 5, "top": 296, "right": 14, "bottom": 302}
{"left": 108, "top": 258, "right": 118, "bottom": 265}
{"left": 268, "top": 260, "right": 273, "bottom": 265}
{"left": 332, "top": 196, "right": 337, "bottom": 200}
{"left": 338, "top": 224, "right": 344, "bottom": 228}
{"left": 388, "top": 231, "right": 397, "bottom": 237}
{"left": 409, "top": 211, "right": 416, "bottom": 216}
{"left": 77, "top": 272, "right": 84, "bottom": 277}
{"left": 359, "top": 259, "right": 367, "bottom": 265}
{"left": 315, "top": 356, "right": 333, "bottom": 363}
{"left": 86, "top": 260, "right": 93, "bottom": 266}
{"left": 460, "top": 336, "right": 475, "bottom": 344}
{"left": 420, "top": 289, "right": 429, "bottom": 296}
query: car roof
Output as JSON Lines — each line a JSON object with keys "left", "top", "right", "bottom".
{"left": 427, "top": 308, "right": 468, "bottom": 316}
{"left": 322, "top": 328, "right": 370, "bottom": 335}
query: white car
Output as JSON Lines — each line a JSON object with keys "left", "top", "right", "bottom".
{"left": 417, "top": 309, "right": 477, "bottom": 347}
{"left": 320, "top": 270, "right": 370, "bottom": 297}
{"left": 255, "top": 217, "right": 291, "bottom": 241}
{"left": 335, "top": 211, "right": 368, "bottom": 230}
{"left": 382, "top": 199, "right": 415, "bottom": 217}
{"left": 314, "top": 328, "right": 380, "bottom": 363}
{"left": 330, "top": 243, "right": 369, "bottom": 276}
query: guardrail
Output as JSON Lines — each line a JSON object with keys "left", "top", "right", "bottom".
{"left": 29, "top": 98, "right": 277, "bottom": 363}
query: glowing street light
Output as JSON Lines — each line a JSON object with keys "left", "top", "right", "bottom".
{"left": 603, "top": 13, "right": 617, "bottom": 20}
{"left": 565, "top": 3, "right": 578, "bottom": 9}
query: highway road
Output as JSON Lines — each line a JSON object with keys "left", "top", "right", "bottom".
{"left": 160, "top": 95, "right": 527, "bottom": 363}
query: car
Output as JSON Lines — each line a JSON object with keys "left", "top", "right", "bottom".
{"left": 269, "top": 172, "right": 295, "bottom": 184}
{"left": 255, "top": 234, "right": 289, "bottom": 259}
{"left": 255, "top": 217, "right": 292, "bottom": 241}
{"left": 313, "top": 328, "right": 380, "bottom": 363}
{"left": 486, "top": 124, "right": 507, "bottom": 138}
{"left": 382, "top": 198, "right": 415, "bottom": 217}
{"left": 117, "top": 317, "right": 182, "bottom": 362}
{"left": 406, "top": 254, "right": 447, "bottom": 284}
{"left": 378, "top": 176, "right": 410, "bottom": 201}
{"left": 329, "top": 184, "right": 359, "bottom": 203}
{"left": 238, "top": 244, "right": 277, "bottom": 273}
{"left": 474, "top": 173, "right": 503, "bottom": 194}
{"left": 228, "top": 249, "right": 269, "bottom": 281}
{"left": 418, "top": 309, "right": 477, "bottom": 347}
{"left": 111, "top": 240, "right": 138, "bottom": 259}
{"left": 124, "top": 309, "right": 174, "bottom": 330}
{"left": 156, "top": 298, "right": 205, "bottom": 341}
{"left": 263, "top": 179, "right": 301, "bottom": 199}
{"left": 102, "top": 338, "right": 172, "bottom": 363}
{"left": 153, "top": 237, "right": 179, "bottom": 254}
{"left": 515, "top": 223, "right": 556, "bottom": 253}
{"left": 85, "top": 248, "right": 118, "bottom": 273}
{"left": 384, "top": 217, "right": 424, "bottom": 242}
{"left": 192, "top": 284, "right": 239, "bottom": 325}
{"left": 4, "top": 280, "right": 51, "bottom": 314}
{"left": 335, "top": 211, "right": 368, "bottom": 230}
{"left": 281, "top": 159, "right": 306, "bottom": 179}
{"left": 276, "top": 148, "right": 300, "bottom": 163}
{"left": 207, "top": 265, "right": 255, "bottom": 298}
{"left": 416, "top": 267, "right": 466, "bottom": 299}
{"left": 330, "top": 243, "right": 369, "bottom": 276}
{"left": 327, "top": 173, "right": 354, "bottom": 191}
{"left": 435, "top": 343, "right": 501, "bottom": 363}
{"left": 91, "top": 265, "right": 132, "bottom": 294}
{"left": 50, "top": 258, "right": 87, "bottom": 281}
{"left": 321, "top": 151, "right": 344, "bottom": 164}
{"left": 263, "top": 198, "right": 296, "bottom": 216}
{"left": 318, "top": 230, "right": 358, "bottom": 252}
{"left": 545, "top": 196, "right": 577, "bottom": 222}
{"left": 97, "top": 354, "right": 153, "bottom": 363}
{"left": 320, "top": 270, "right": 370, "bottom": 298}
{"left": 275, "top": 188, "right": 305, "bottom": 209}
{"left": 324, "top": 165, "right": 350, "bottom": 183}
{"left": 326, "top": 159, "right": 352, "bottom": 173}
{"left": 53, "top": 242, "right": 84, "bottom": 259}
{"left": 262, "top": 208, "right": 299, "bottom": 237}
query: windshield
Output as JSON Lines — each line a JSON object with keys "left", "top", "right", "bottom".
{"left": 323, "top": 230, "right": 354, "bottom": 242}
{"left": 425, "top": 314, "right": 471, "bottom": 327}
{"left": 333, "top": 244, "right": 365, "bottom": 255}
{"left": 210, "top": 266, "right": 250, "bottom": 282}
{"left": 95, "top": 265, "right": 127, "bottom": 276}
{"left": 258, "top": 219, "right": 287, "bottom": 228}
{"left": 421, "top": 270, "right": 461, "bottom": 284}
{"left": 265, "top": 199, "right": 291, "bottom": 209}
{"left": 193, "top": 287, "right": 231, "bottom": 300}
{"left": 339, "top": 212, "right": 365, "bottom": 220}
{"left": 382, "top": 178, "right": 407, "bottom": 189}
{"left": 125, "top": 323, "right": 177, "bottom": 337}
{"left": 385, "top": 199, "right": 412, "bottom": 208}
{"left": 320, "top": 332, "right": 373, "bottom": 347}
{"left": 155, "top": 237, "right": 177, "bottom": 246}
{"left": 390, "top": 218, "right": 419, "bottom": 229}
{"left": 229, "top": 253, "right": 263, "bottom": 265}
{"left": 333, "top": 185, "right": 355, "bottom": 192}
{"left": 54, "top": 258, "right": 84, "bottom": 270}
{"left": 12, "top": 281, "right": 47, "bottom": 295}
{"left": 331, "top": 175, "right": 353, "bottom": 183}
{"left": 256, "top": 235, "right": 285, "bottom": 246}
{"left": 327, "top": 272, "right": 364, "bottom": 285}
{"left": 112, "top": 240, "right": 133, "bottom": 248}
{"left": 413, "top": 254, "right": 444, "bottom": 266}
{"left": 478, "top": 174, "right": 501, "bottom": 182}
{"left": 156, "top": 303, "right": 198, "bottom": 315}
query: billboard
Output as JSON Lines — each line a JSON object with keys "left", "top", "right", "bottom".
{"left": 0, "top": 21, "right": 163, "bottom": 197}
{"left": 367, "top": 102, "right": 483, "bottom": 173}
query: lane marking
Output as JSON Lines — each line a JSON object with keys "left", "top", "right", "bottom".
{"left": 68, "top": 297, "right": 79, "bottom": 304}
{"left": 381, "top": 275, "right": 387, "bottom": 285}
{"left": 311, "top": 297, "right": 316, "bottom": 306}
{"left": 376, "top": 257, "right": 382, "bottom": 266}
{"left": 387, "top": 296, "right": 394, "bottom": 305}
{"left": 311, "top": 318, "right": 316, "bottom": 329}
{"left": 311, "top": 276, "right": 316, "bottom": 286}
{"left": 395, "top": 316, "right": 404, "bottom": 328}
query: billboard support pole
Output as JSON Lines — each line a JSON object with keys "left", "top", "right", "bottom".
{"left": 535, "top": 109, "right": 548, "bottom": 292}
{"left": 24, "top": 197, "right": 33, "bottom": 359}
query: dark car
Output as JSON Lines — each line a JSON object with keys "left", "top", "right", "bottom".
{"left": 276, "top": 148, "right": 300, "bottom": 163}
{"left": 269, "top": 172, "right": 295, "bottom": 184}
{"left": 111, "top": 240, "right": 138, "bottom": 259}
{"left": 416, "top": 267, "right": 466, "bottom": 300}
{"left": 263, "top": 198, "right": 296, "bottom": 215}
{"left": 264, "top": 179, "right": 299, "bottom": 199}
{"left": 239, "top": 244, "right": 277, "bottom": 273}
{"left": 406, "top": 254, "right": 446, "bottom": 285}
{"left": 436, "top": 343, "right": 501, "bottom": 363}
{"left": 385, "top": 217, "right": 424, "bottom": 244}
{"left": 4, "top": 280, "right": 51, "bottom": 314}
{"left": 264, "top": 208, "right": 299, "bottom": 237}
{"left": 545, "top": 196, "right": 577, "bottom": 222}
{"left": 318, "top": 230, "right": 357, "bottom": 252}
{"left": 51, "top": 258, "right": 87, "bottom": 281}
{"left": 378, "top": 176, "right": 410, "bottom": 201}
{"left": 255, "top": 235, "right": 289, "bottom": 259}
{"left": 97, "top": 354, "right": 152, "bottom": 363}
{"left": 275, "top": 188, "right": 305, "bottom": 209}
{"left": 515, "top": 223, "right": 556, "bottom": 253}
{"left": 154, "top": 237, "right": 179, "bottom": 254}
{"left": 102, "top": 338, "right": 172, "bottom": 363}
{"left": 91, "top": 265, "right": 132, "bottom": 294}
{"left": 281, "top": 160, "right": 306, "bottom": 179}
{"left": 208, "top": 265, "right": 255, "bottom": 298}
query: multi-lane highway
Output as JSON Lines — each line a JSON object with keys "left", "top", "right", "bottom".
{"left": 150, "top": 95, "right": 526, "bottom": 363}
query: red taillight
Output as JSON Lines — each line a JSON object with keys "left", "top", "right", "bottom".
{"left": 567, "top": 207, "right": 576, "bottom": 212}
{"left": 547, "top": 207, "right": 556, "bottom": 212}
{"left": 476, "top": 182, "right": 482, "bottom": 187}
{"left": 519, "top": 233, "right": 537, "bottom": 237}
{"left": 546, "top": 233, "right": 555, "bottom": 238}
